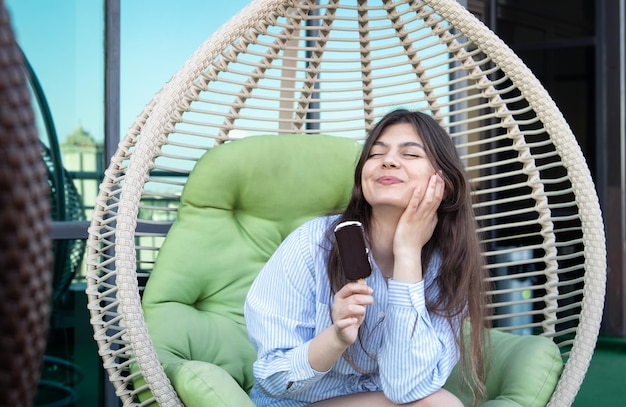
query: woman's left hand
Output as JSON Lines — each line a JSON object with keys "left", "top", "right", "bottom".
{"left": 392, "top": 173, "right": 444, "bottom": 281}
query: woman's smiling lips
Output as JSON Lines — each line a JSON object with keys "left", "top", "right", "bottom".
{"left": 377, "top": 176, "right": 403, "bottom": 185}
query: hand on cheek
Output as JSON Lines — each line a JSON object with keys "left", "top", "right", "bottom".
{"left": 395, "top": 173, "right": 444, "bottom": 253}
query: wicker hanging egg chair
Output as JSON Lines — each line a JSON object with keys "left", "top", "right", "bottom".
{"left": 86, "top": 1, "right": 606, "bottom": 406}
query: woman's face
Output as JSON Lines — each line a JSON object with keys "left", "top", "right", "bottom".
{"left": 361, "top": 122, "right": 437, "bottom": 212}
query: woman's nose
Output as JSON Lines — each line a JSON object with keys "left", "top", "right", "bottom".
{"left": 382, "top": 155, "right": 398, "bottom": 168}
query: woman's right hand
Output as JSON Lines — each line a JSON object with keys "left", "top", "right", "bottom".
{"left": 309, "top": 282, "right": 374, "bottom": 372}
{"left": 332, "top": 282, "right": 374, "bottom": 346}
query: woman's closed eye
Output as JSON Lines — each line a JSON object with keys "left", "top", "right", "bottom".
{"left": 401, "top": 149, "right": 424, "bottom": 158}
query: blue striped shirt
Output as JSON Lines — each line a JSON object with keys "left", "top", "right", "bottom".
{"left": 244, "top": 215, "right": 461, "bottom": 406}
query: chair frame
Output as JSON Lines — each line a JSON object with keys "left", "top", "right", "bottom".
{"left": 86, "top": 1, "right": 607, "bottom": 406}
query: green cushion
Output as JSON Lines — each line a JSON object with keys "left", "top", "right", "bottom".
{"left": 165, "top": 361, "right": 256, "bottom": 407}
{"left": 141, "top": 133, "right": 563, "bottom": 407}
{"left": 142, "top": 134, "right": 361, "bottom": 407}
{"left": 445, "top": 328, "right": 563, "bottom": 406}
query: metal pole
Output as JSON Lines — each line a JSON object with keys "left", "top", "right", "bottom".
{"left": 305, "top": 0, "right": 320, "bottom": 131}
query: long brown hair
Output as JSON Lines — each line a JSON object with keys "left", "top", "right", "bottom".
{"left": 326, "top": 109, "right": 490, "bottom": 403}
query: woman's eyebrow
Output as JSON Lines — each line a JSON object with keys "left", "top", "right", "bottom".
{"left": 401, "top": 141, "right": 425, "bottom": 150}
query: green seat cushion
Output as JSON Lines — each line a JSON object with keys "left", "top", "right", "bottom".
{"left": 141, "top": 133, "right": 563, "bottom": 406}
{"left": 141, "top": 134, "right": 362, "bottom": 406}
{"left": 165, "top": 361, "right": 256, "bottom": 407}
{"left": 445, "top": 328, "right": 563, "bottom": 406}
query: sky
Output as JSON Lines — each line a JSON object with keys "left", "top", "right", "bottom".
{"left": 5, "top": 0, "right": 252, "bottom": 143}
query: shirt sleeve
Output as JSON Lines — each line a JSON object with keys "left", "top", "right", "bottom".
{"left": 378, "top": 263, "right": 461, "bottom": 404}
{"left": 244, "top": 220, "right": 328, "bottom": 398}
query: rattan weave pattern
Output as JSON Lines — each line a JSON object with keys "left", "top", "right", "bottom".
{"left": 86, "top": 1, "right": 606, "bottom": 406}
{"left": 0, "top": 1, "right": 53, "bottom": 405}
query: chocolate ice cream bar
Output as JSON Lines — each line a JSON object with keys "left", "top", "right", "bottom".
{"left": 334, "top": 220, "right": 372, "bottom": 283}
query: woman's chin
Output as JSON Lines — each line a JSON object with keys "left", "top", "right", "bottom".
{"left": 369, "top": 199, "right": 409, "bottom": 214}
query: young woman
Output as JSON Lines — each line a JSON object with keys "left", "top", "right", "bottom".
{"left": 244, "top": 109, "right": 489, "bottom": 406}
